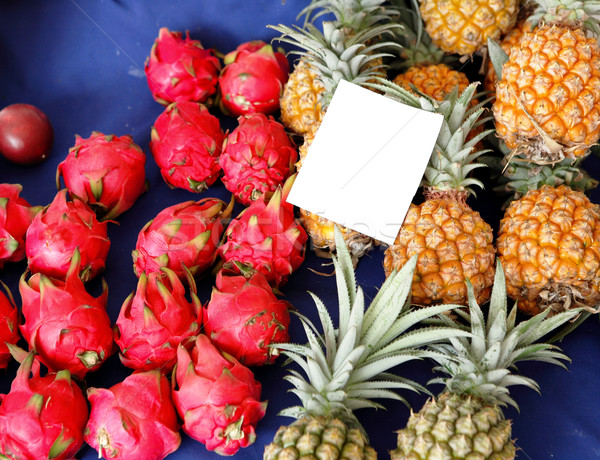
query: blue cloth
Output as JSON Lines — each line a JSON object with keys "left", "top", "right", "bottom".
{"left": 1, "top": 1, "right": 599, "bottom": 459}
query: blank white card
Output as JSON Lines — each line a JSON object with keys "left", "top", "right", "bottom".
{"left": 287, "top": 79, "right": 443, "bottom": 245}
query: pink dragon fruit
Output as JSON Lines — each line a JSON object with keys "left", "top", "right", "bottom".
{"left": 172, "top": 334, "right": 267, "bottom": 455}
{"left": 25, "top": 189, "right": 110, "bottom": 282}
{"left": 56, "top": 132, "right": 147, "bottom": 221}
{"left": 218, "top": 40, "right": 289, "bottom": 116}
{"left": 115, "top": 267, "right": 201, "bottom": 373}
{"left": 218, "top": 176, "right": 308, "bottom": 287}
{"left": 0, "top": 350, "right": 88, "bottom": 460}
{"left": 0, "top": 284, "right": 20, "bottom": 369}
{"left": 204, "top": 265, "right": 291, "bottom": 366}
{"left": 132, "top": 196, "right": 233, "bottom": 281}
{"left": 220, "top": 113, "right": 298, "bottom": 205}
{"left": 145, "top": 27, "right": 221, "bottom": 106}
{"left": 0, "top": 183, "right": 41, "bottom": 268}
{"left": 150, "top": 101, "right": 225, "bottom": 192}
{"left": 84, "top": 370, "right": 181, "bottom": 460}
{"left": 19, "top": 249, "right": 114, "bottom": 378}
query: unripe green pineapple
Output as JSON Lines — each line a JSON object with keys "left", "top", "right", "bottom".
{"left": 264, "top": 227, "right": 472, "bottom": 459}
{"left": 391, "top": 263, "right": 581, "bottom": 459}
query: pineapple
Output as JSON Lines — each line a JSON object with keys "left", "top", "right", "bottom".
{"left": 419, "top": 0, "right": 519, "bottom": 56}
{"left": 271, "top": 20, "right": 399, "bottom": 261}
{"left": 391, "top": 262, "right": 581, "bottom": 459}
{"left": 279, "top": 0, "right": 399, "bottom": 135}
{"left": 373, "top": 79, "right": 496, "bottom": 306}
{"left": 497, "top": 183, "right": 600, "bottom": 316}
{"left": 390, "top": 0, "right": 469, "bottom": 101}
{"left": 492, "top": 0, "right": 600, "bottom": 164}
{"left": 264, "top": 227, "right": 471, "bottom": 459}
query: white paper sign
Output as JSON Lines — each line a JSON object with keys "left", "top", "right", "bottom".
{"left": 287, "top": 79, "right": 444, "bottom": 245}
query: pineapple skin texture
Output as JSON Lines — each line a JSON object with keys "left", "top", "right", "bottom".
{"left": 497, "top": 184, "right": 600, "bottom": 316}
{"left": 483, "top": 19, "right": 533, "bottom": 92}
{"left": 264, "top": 416, "right": 377, "bottom": 460}
{"left": 280, "top": 58, "right": 324, "bottom": 135}
{"left": 300, "top": 208, "right": 375, "bottom": 260}
{"left": 493, "top": 24, "right": 600, "bottom": 161}
{"left": 391, "top": 393, "right": 515, "bottom": 460}
{"left": 419, "top": 0, "right": 518, "bottom": 56}
{"left": 393, "top": 64, "right": 471, "bottom": 102}
{"left": 384, "top": 199, "right": 495, "bottom": 306}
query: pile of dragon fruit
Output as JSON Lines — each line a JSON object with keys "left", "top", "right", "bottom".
{"left": 0, "top": 27, "right": 307, "bottom": 459}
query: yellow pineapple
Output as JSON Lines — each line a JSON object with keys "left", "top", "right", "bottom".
{"left": 492, "top": 0, "right": 600, "bottom": 164}
{"left": 271, "top": 21, "right": 399, "bottom": 261}
{"left": 419, "top": 0, "right": 519, "bottom": 56}
{"left": 280, "top": 59, "right": 325, "bottom": 136}
{"left": 497, "top": 184, "right": 600, "bottom": 316}
{"left": 264, "top": 228, "right": 469, "bottom": 460}
{"left": 392, "top": 263, "right": 581, "bottom": 459}
{"left": 372, "top": 79, "right": 496, "bottom": 306}
{"left": 394, "top": 63, "right": 471, "bottom": 100}
{"left": 279, "top": 0, "right": 398, "bottom": 135}
{"left": 390, "top": 1, "right": 467, "bottom": 98}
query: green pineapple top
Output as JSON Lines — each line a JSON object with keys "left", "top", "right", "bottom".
{"left": 429, "top": 263, "right": 581, "bottom": 409}
{"left": 528, "top": 0, "right": 600, "bottom": 34}
{"left": 388, "top": 0, "right": 449, "bottom": 71}
{"left": 274, "top": 227, "right": 472, "bottom": 429}
{"left": 269, "top": 20, "right": 400, "bottom": 109}
{"left": 370, "top": 78, "right": 493, "bottom": 197}
{"left": 298, "top": 0, "right": 400, "bottom": 35}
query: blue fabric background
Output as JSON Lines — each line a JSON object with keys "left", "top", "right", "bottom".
{"left": 1, "top": 1, "right": 599, "bottom": 459}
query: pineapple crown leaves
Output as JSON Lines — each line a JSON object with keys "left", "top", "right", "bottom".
{"left": 269, "top": 21, "right": 401, "bottom": 107}
{"left": 298, "top": 0, "right": 401, "bottom": 34}
{"left": 487, "top": 37, "right": 509, "bottom": 81}
{"left": 275, "top": 226, "right": 472, "bottom": 427}
{"left": 388, "top": 0, "right": 449, "bottom": 70}
{"left": 367, "top": 78, "right": 494, "bottom": 195}
{"left": 484, "top": 153, "right": 599, "bottom": 203}
{"left": 427, "top": 261, "right": 581, "bottom": 410}
{"left": 528, "top": 0, "right": 600, "bottom": 35}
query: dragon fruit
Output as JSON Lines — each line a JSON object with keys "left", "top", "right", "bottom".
{"left": 0, "top": 284, "right": 20, "bottom": 369}
{"left": 145, "top": 27, "right": 220, "bottom": 106}
{"left": 218, "top": 40, "right": 289, "bottom": 116}
{"left": 0, "top": 183, "right": 41, "bottom": 268}
{"left": 220, "top": 113, "right": 298, "bottom": 205}
{"left": 132, "top": 197, "right": 233, "bottom": 281}
{"left": 84, "top": 370, "right": 181, "bottom": 460}
{"left": 0, "top": 350, "right": 88, "bottom": 460}
{"left": 204, "top": 265, "right": 291, "bottom": 366}
{"left": 56, "top": 132, "right": 147, "bottom": 221}
{"left": 218, "top": 176, "right": 307, "bottom": 287}
{"left": 25, "top": 189, "right": 110, "bottom": 282}
{"left": 172, "top": 334, "right": 267, "bottom": 455}
{"left": 115, "top": 267, "right": 201, "bottom": 373}
{"left": 150, "top": 101, "right": 225, "bottom": 192}
{"left": 19, "top": 249, "right": 114, "bottom": 378}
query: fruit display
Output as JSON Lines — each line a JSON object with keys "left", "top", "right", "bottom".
{"left": 0, "top": 1, "right": 600, "bottom": 459}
